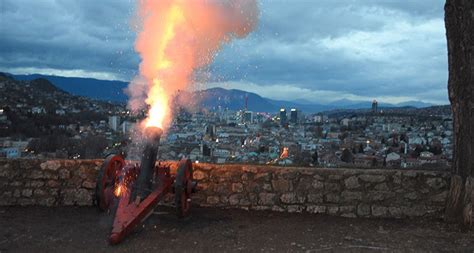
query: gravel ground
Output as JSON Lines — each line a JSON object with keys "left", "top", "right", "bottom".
{"left": 0, "top": 206, "right": 473, "bottom": 253}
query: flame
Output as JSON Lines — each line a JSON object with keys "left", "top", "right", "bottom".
{"left": 280, "top": 147, "right": 289, "bottom": 159}
{"left": 144, "top": 5, "right": 184, "bottom": 128}
{"left": 128, "top": 0, "right": 258, "bottom": 131}
{"left": 114, "top": 184, "right": 123, "bottom": 197}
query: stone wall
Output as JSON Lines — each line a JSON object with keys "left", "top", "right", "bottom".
{"left": 0, "top": 159, "right": 450, "bottom": 218}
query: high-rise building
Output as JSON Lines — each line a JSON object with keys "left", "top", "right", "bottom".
{"left": 204, "top": 124, "right": 216, "bottom": 140}
{"left": 372, "top": 100, "right": 378, "bottom": 113}
{"left": 290, "top": 108, "right": 298, "bottom": 124}
{"left": 279, "top": 108, "right": 287, "bottom": 126}
{"left": 243, "top": 111, "right": 253, "bottom": 123}
{"left": 108, "top": 116, "right": 120, "bottom": 131}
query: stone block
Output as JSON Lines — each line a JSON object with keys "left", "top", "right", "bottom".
{"left": 307, "top": 205, "right": 326, "bottom": 214}
{"left": 280, "top": 193, "right": 305, "bottom": 204}
{"left": 263, "top": 183, "right": 272, "bottom": 191}
{"left": 10, "top": 181, "right": 23, "bottom": 187}
{"left": 40, "top": 161, "right": 61, "bottom": 171}
{"left": 339, "top": 205, "right": 355, "bottom": 214}
{"left": 254, "top": 172, "right": 270, "bottom": 181}
{"left": 22, "top": 189, "right": 33, "bottom": 197}
{"left": 426, "top": 178, "right": 446, "bottom": 190}
{"left": 34, "top": 189, "right": 46, "bottom": 196}
{"left": 18, "top": 198, "right": 35, "bottom": 206}
{"left": 38, "top": 197, "right": 56, "bottom": 206}
{"left": 341, "top": 213, "right": 357, "bottom": 218}
{"left": 271, "top": 179, "right": 290, "bottom": 192}
{"left": 371, "top": 205, "right": 388, "bottom": 217}
{"left": 193, "top": 170, "right": 207, "bottom": 181}
{"left": 28, "top": 170, "right": 44, "bottom": 180}
{"left": 327, "top": 206, "right": 339, "bottom": 215}
{"left": 324, "top": 183, "right": 341, "bottom": 192}
{"left": 43, "top": 180, "right": 57, "bottom": 188}
{"left": 307, "top": 193, "right": 323, "bottom": 204}
{"left": 59, "top": 169, "right": 70, "bottom": 179}
{"left": 296, "top": 177, "right": 313, "bottom": 192}
{"left": 229, "top": 194, "right": 241, "bottom": 205}
{"left": 401, "top": 205, "right": 426, "bottom": 217}
{"left": 220, "top": 196, "right": 229, "bottom": 204}
{"left": 404, "top": 192, "right": 419, "bottom": 200}
{"left": 287, "top": 205, "right": 304, "bottom": 213}
{"left": 272, "top": 206, "right": 285, "bottom": 212}
{"left": 357, "top": 204, "right": 371, "bottom": 216}
{"left": 313, "top": 175, "right": 324, "bottom": 181}
{"left": 232, "top": 183, "right": 244, "bottom": 193}
{"left": 344, "top": 176, "right": 360, "bottom": 189}
{"left": 388, "top": 206, "right": 402, "bottom": 218}
{"left": 359, "top": 175, "right": 386, "bottom": 183}
{"left": 28, "top": 180, "right": 44, "bottom": 188}
{"left": 325, "top": 193, "right": 340, "bottom": 203}
{"left": 214, "top": 183, "right": 229, "bottom": 194}
{"left": 78, "top": 165, "right": 91, "bottom": 179}
{"left": 312, "top": 180, "right": 324, "bottom": 189}
{"left": 374, "top": 183, "right": 389, "bottom": 191}
{"left": 258, "top": 193, "right": 276, "bottom": 205}
{"left": 207, "top": 196, "right": 220, "bottom": 205}
{"left": 341, "top": 191, "right": 362, "bottom": 202}
{"left": 328, "top": 175, "right": 343, "bottom": 181}
{"left": 75, "top": 189, "right": 92, "bottom": 206}
{"left": 82, "top": 180, "right": 96, "bottom": 189}
{"left": 430, "top": 191, "right": 448, "bottom": 203}
{"left": 367, "top": 191, "right": 386, "bottom": 201}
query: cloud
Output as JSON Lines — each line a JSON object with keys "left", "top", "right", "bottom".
{"left": 204, "top": 80, "right": 440, "bottom": 105}
{"left": 0, "top": 0, "right": 449, "bottom": 104}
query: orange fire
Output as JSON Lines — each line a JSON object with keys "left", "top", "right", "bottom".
{"left": 128, "top": 0, "right": 258, "bottom": 131}
{"left": 114, "top": 184, "right": 123, "bottom": 197}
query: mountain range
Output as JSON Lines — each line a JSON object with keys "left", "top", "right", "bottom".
{"left": 9, "top": 73, "right": 437, "bottom": 113}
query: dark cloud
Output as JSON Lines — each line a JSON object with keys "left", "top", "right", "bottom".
{"left": 0, "top": 0, "right": 448, "bottom": 104}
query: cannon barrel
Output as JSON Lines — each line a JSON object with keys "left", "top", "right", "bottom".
{"left": 135, "top": 126, "right": 163, "bottom": 201}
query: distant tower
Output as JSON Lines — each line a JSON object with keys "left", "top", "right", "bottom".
{"left": 279, "top": 108, "right": 287, "bottom": 126}
{"left": 290, "top": 108, "right": 298, "bottom": 124}
{"left": 372, "top": 100, "right": 378, "bottom": 114}
{"left": 244, "top": 94, "right": 248, "bottom": 111}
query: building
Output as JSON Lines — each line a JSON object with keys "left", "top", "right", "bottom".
{"left": 108, "top": 116, "right": 120, "bottom": 131}
{"left": 0, "top": 147, "right": 21, "bottom": 158}
{"left": 279, "top": 108, "right": 287, "bottom": 126}
{"left": 243, "top": 111, "right": 253, "bottom": 123}
{"left": 372, "top": 100, "right": 378, "bottom": 113}
{"left": 290, "top": 108, "right": 298, "bottom": 124}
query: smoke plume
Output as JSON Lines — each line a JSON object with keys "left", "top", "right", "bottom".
{"left": 126, "top": 0, "right": 259, "bottom": 130}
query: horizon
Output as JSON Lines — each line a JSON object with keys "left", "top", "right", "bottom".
{"left": 5, "top": 72, "right": 449, "bottom": 107}
{"left": 1, "top": 1, "right": 448, "bottom": 105}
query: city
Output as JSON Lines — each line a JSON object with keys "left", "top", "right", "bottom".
{"left": 0, "top": 73, "right": 452, "bottom": 171}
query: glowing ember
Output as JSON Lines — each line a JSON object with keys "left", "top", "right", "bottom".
{"left": 280, "top": 147, "right": 289, "bottom": 159}
{"left": 114, "top": 184, "right": 123, "bottom": 197}
{"left": 127, "top": 0, "right": 259, "bottom": 132}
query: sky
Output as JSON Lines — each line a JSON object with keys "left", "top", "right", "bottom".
{"left": 0, "top": 0, "right": 448, "bottom": 104}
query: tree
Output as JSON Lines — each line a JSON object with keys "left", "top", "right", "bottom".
{"left": 340, "top": 148, "right": 353, "bottom": 163}
{"left": 311, "top": 150, "right": 319, "bottom": 165}
{"left": 444, "top": 0, "right": 473, "bottom": 230}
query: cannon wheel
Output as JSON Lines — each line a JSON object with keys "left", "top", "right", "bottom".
{"left": 174, "top": 158, "right": 193, "bottom": 218}
{"left": 96, "top": 154, "right": 125, "bottom": 212}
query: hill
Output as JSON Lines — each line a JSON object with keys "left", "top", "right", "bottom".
{"left": 7, "top": 73, "right": 440, "bottom": 113}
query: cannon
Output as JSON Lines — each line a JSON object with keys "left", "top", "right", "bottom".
{"left": 95, "top": 126, "right": 197, "bottom": 244}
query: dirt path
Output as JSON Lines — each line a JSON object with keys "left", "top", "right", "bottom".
{"left": 0, "top": 206, "right": 473, "bottom": 252}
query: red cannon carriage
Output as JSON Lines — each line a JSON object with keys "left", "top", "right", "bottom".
{"left": 95, "top": 127, "right": 197, "bottom": 244}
